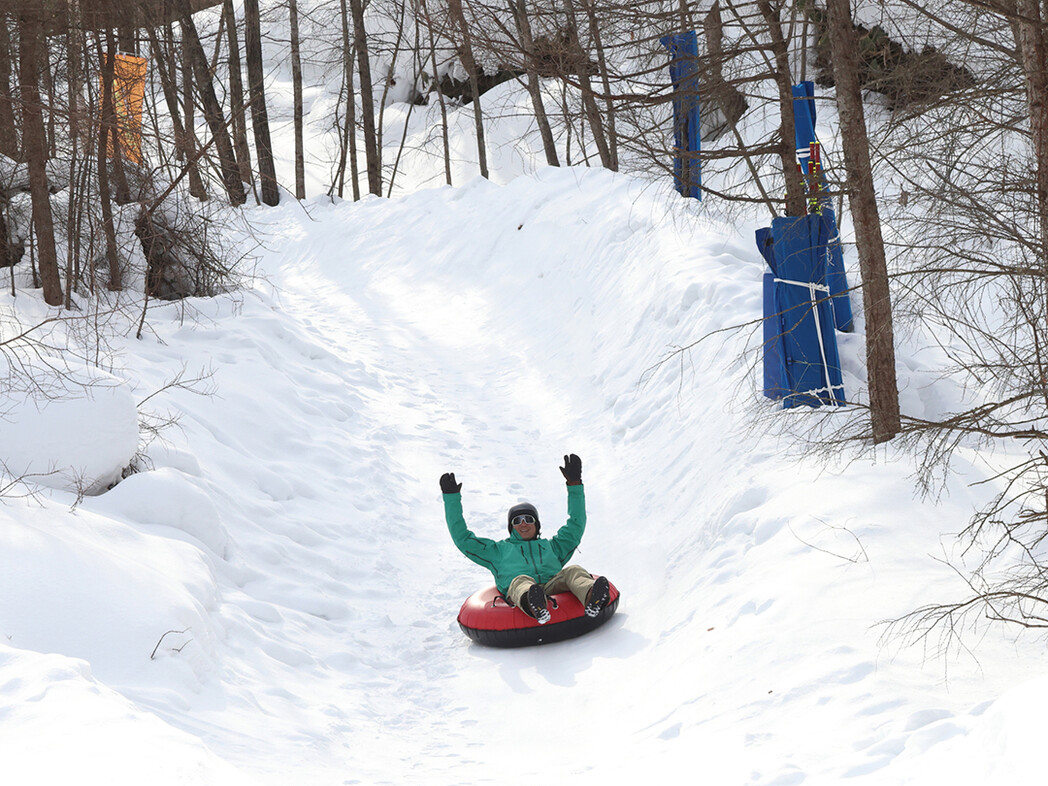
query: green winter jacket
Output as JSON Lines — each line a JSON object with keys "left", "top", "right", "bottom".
{"left": 444, "top": 485, "right": 586, "bottom": 595}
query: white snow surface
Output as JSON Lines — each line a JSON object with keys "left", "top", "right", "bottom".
{"left": 0, "top": 347, "right": 139, "bottom": 495}
{"left": 2, "top": 164, "right": 1043, "bottom": 785}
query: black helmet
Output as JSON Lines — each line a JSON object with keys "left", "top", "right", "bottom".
{"left": 507, "top": 502, "right": 540, "bottom": 536}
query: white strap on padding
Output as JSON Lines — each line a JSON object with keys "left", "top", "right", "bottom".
{"left": 773, "top": 277, "right": 843, "bottom": 401}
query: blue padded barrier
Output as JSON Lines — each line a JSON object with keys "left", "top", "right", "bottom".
{"left": 660, "top": 31, "right": 702, "bottom": 199}
{"left": 757, "top": 228, "right": 789, "bottom": 399}
{"left": 760, "top": 215, "right": 846, "bottom": 408}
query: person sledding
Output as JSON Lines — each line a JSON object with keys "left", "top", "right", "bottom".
{"left": 441, "top": 453, "right": 611, "bottom": 624}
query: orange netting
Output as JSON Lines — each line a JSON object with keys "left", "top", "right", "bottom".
{"left": 102, "top": 52, "right": 148, "bottom": 164}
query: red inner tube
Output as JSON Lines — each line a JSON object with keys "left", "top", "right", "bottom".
{"left": 457, "top": 581, "right": 620, "bottom": 648}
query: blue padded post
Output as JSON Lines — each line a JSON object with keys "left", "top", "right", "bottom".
{"left": 660, "top": 31, "right": 702, "bottom": 199}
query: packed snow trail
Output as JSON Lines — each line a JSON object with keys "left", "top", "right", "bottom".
{"left": 168, "top": 166, "right": 794, "bottom": 783}
{"left": 3, "top": 167, "right": 1045, "bottom": 785}
{"left": 215, "top": 168, "right": 760, "bottom": 781}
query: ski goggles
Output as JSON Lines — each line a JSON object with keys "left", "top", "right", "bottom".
{"left": 511, "top": 514, "right": 537, "bottom": 527}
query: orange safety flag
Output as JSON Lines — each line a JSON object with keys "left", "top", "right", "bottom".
{"left": 101, "top": 52, "right": 148, "bottom": 164}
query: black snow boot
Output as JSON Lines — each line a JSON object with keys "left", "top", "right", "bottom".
{"left": 585, "top": 576, "right": 610, "bottom": 618}
{"left": 525, "top": 583, "right": 550, "bottom": 625}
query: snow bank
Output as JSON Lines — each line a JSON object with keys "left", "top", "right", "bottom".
{"left": 1, "top": 335, "right": 139, "bottom": 495}
{"left": 0, "top": 645, "right": 250, "bottom": 786}
{"left": 0, "top": 499, "right": 221, "bottom": 685}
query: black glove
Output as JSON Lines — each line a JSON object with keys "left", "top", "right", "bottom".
{"left": 560, "top": 454, "right": 582, "bottom": 485}
{"left": 440, "top": 472, "right": 461, "bottom": 494}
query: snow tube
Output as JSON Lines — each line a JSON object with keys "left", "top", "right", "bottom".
{"left": 457, "top": 581, "right": 620, "bottom": 648}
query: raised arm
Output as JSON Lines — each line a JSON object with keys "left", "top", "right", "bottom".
{"left": 550, "top": 454, "right": 586, "bottom": 559}
{"left": 441, "top": 473, "right": 499, "bottom": 572}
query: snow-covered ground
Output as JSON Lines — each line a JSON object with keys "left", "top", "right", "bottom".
{"left": 4, "top": 163, "right": 1044, "bottom": 784}
{"left": 3, "top": 6, "right": 1047, "bottom": 783}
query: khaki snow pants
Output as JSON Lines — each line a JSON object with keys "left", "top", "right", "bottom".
{"left": 506, "top": 564, "right": 596, "bottom": 609}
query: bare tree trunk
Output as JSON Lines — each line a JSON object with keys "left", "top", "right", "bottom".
{"left": 1003, "top": 0, "right": 1048, "bottom": 408}
{"left": 376, "top": 0, "right": 408, "bottom": 157}
{"left": 179, "top": 2, "right": 247, "bottom": 205}
{"left": 223, "top": 0, "right": 253, "bottom": 184}
{"left": 581, "top": 0, "right": 616, "bottom": 170}
{"left": 561, "top": 83, "right": 572, "bottom": 165}
{"left": 243, "top": 0, "right": 280, "bottom": 204}
{"left": 335, "top": 0, "right": 360, "bottom": 199}
{"left": 42, "top": 37, "right": 56, "bottom": 157}
{"left": 447, "top": 0, "right": 488, "bottom": 179}
{"left": 178, "top": 24, "right": 196, "bottom": 157}
{"left": 0, "top": 210, "right": 12, "bottom": 268}
{"left": 1010, "top": 0, "right": 1048, "bottom": 267}
{"left": 561, "top": 0, "right": 612, "bottom": 169}
{"left": 117, "top": 25, "right": 135, "bottom": 55}
{"left": 826, "top": 0, "right": 900, "bottom": 443}
{"left": 755, "top": 0, "right": 806, "bottom": 216}
{"left": 388, "top": 8, "right": 423, "bottom": 196}
{"left": 18, "top": 12, "right": 62, "bottom": 306}
{"left": 149, "top": 25, "right": 207, "bottom": 199}
{"left": 96, "top": 33, "right": 123, "bottom": 291}
{"left": 177, "top": 22, "right": 207, "bottom": 186}
{"left": 349, "top": 0, "right": 383, "bottom": 195}
{"left": 0, "top": 19, "right": 17, "bottom": 160}
{"left": 100, "top": 36, "right": 132, "bottom": 207}
{"left": 289, "top": 0, "right": 306, "bottom": 199}
{"left": 421, "top": 0, "right": 452, "bottom": 184}
{"left": 511, "top": 0, "right": 559, "bottom": 167}
{"left": 65, "top": 6, "right": 82, "bottom": 308}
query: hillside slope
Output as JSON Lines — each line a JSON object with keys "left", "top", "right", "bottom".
{"left": 3, "top": 166, "right": 1044, "bottom": 784}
